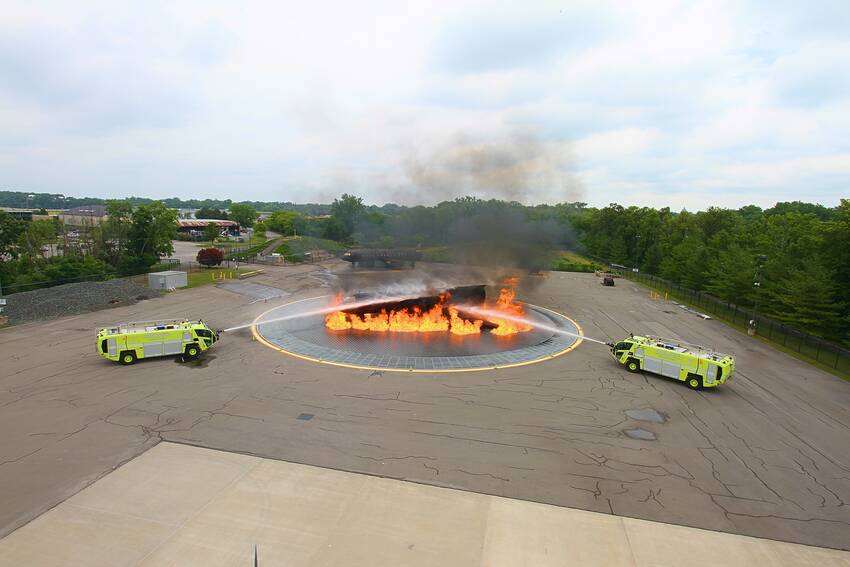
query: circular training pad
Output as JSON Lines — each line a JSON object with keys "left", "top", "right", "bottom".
{"left": 253, "top": 296, "right": 582, "bottom": 371}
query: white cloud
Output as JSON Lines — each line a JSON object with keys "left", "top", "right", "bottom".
{"left": 714, "top": 153, "right": 850, "bottom": 187}
{"left": 0, "top": 0, "right": 848, "bottom": 209}
{"left": 575, "top": 129, "right": 661, "bottom": 161}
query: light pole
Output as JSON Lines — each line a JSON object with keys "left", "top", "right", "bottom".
{"left": 633, "top": 234, "right": 641, "bottom": 272}
{"left": 748, "top": 254, "right": 767, "bottom": 336}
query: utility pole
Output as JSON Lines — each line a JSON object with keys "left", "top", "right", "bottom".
{"left": 633, "top": 234, "right": 641, "bottom": 272}
{"left": 748, "top": 254, "right": 767, "bottom": 336}
{"left": 0, "top": 274, "right": 5, "bottom": 324}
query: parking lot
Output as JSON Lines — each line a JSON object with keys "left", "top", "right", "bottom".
{"left": 1, "top": 262, "right": 848, "bottom": 550}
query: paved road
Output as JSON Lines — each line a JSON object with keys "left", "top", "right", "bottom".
{"left": 168, "top": 240, "right": 204, "bottom": 264}
{"left": 1, "top": 264, "right": 848, "bottom": 549}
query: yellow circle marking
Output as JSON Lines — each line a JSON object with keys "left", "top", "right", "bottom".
{"left": 250, "top": 295, "right": 584, "bottom": 373}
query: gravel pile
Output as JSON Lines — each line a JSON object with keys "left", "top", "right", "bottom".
{"left": 2, "top": 279, "right": 163, "bottom": 325}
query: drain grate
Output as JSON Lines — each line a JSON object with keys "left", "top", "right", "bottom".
{"left": 217, "top": 282, "right": 288, "bottom": 301}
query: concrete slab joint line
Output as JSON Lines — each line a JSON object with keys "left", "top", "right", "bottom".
{"left": 0, "top": 443, "right": 848, "bottom": 567}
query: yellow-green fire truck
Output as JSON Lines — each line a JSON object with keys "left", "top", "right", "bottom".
{"left": 97, "top": 319, "right": 219, "bottom": 365}
{"left": 610, "top": 335, "right": 734, "bottom": 389}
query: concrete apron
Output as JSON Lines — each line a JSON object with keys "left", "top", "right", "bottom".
{"left": 0, "top": 443, "right": 846, "bottom": 567}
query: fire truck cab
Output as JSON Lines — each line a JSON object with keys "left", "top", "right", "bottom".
{"left": 611, "top": 335, "right": 734, "bottom": 389}
{"left": 97, "top": 319, "right": 219, "bottom": 365}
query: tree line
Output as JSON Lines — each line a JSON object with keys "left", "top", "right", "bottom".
{"left": 272, "top": 195, "right": 850, "bottom": 346}
{"left": 574, "top": 201, "right": 850, "bottom": 345}
{"left": 0, "top": 201, "right": 177, "bottom": 290}
{"left": 2, "top": 191, "right": 847, "bottom": 347}
{"left": 0, "top": 190, "right": 331, "bottom": 216}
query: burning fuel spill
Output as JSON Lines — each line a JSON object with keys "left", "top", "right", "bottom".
{"left": 324, "top": 283, "right": 531, "bottom": 337}
{"left": 249, "top": 279, "right": 586, "bottom": 372}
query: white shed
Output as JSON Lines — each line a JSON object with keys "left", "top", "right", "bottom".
{"left": 148, "top": 270, "right": 188, "bottom": 290}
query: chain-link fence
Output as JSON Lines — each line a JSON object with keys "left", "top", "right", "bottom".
{"left": 616, "top": 268, "right": 850, "bottom": 375}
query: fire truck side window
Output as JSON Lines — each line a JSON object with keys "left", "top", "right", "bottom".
{"left": 615, "top": 342, "right": 631, "bottom": 351}
{"left": 196, "top": 329, "right": 212, "bottom": 339}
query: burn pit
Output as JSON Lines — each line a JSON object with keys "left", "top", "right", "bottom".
{"left": 324, "top": 285, "right": 531, "bottom": 337}
{"left": 253, "top": 285, "right": 582, "bottom": 371}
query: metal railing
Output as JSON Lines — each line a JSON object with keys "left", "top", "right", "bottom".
{"left": 616, "top": 268, "right": 850, "bottom": 375}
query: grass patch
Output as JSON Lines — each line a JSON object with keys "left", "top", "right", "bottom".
{"left": 196, "top": 235, "right": 268, "bottom": 249}
{"left": 223, "top": 239, "right": 274, "bottom": 261}
{"left": 553, "top": 251, "right": 604, "bottom": 273}
{"left": 275, "top": 236, "right": 345, "bottom": 262}
{"left": 420, "top": 246, "right": 453, "bottom": 263}
{"left": 185, "top": 268, "right": 249, "bottom": 288}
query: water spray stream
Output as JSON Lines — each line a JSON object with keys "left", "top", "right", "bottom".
{"left": 222, "top": 293, "right": 611, "bottom": 349}
{"left": 456, "top": 304, "right": 611, "bottom": 346}
{"left": 220, "top": 294, "right": 425, "bottom": 333}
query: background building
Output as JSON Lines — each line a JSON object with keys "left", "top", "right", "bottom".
{"left": 176, "top": 219, "right": 240, "bottom": 238}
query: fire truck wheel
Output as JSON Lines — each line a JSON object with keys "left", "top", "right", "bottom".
{"left": 185, "top": 344, "right": 200, "bottom": 359}
{"left": 626, "top": 359, "right": 640, "bottom": 373}
{"left": 119, "top": 351, "right": 137, "bottom": 365}
{"left": 687, "top": 376, "right": 702, "bottom": 390}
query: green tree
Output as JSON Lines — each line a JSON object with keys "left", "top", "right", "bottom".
{"left": 266, "top": 211, "right": 305, "bottom": 235}
{"left": 0, "top": 211, "right": 25, "bottom": 258}
{"left": 102, "top": 200, "right": 133, "bottom": 265}
{"left": 703, "top": 245, "right": 756, "bottom": 304}
{"left": 330, "top": 194, "right": 365, "bottom": 240}
{"left": 195, "top": 207, "right": 229, "bottom": 220}
{"left": 228, "top": 203, "right": 257, "bottom": 228}
{"left": 765, "top": 201, "right": 835, "bottom": 221}
{"left": 824, "top": 199, "right": 850, "bottom": 329}
{"left": 321, "top": 216, "right": 346, "bottom": 241}
{"left": 204, "top": 222, "right": 220, "bottom": 244}
{"left": 17, "top": 220, "right": 56, "bottom": 259}
{"left": 773, "top": 263, "right": 844, "bottom": 337}
{"left": 127, "top": 202, "right": 177, "bottom": 261}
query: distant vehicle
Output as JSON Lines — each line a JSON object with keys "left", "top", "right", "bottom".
{"left": 341, "top": 248, "right": 422, "bottom": 268}
{"left": 610, "top": 335, "right": 734, "bottom": 389}
{"left": 602, "top": 274, "right": 615, "bottom": 286}
{"left": 97, "top": 319, "right": 219, "bottom": 365}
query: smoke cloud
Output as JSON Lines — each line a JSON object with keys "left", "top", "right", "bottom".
{"left": 336, "top": 129, "right": 581, "bottom": 297}
{"left": 394, "top": 130, "right": 583, "bottom": 205}
{"left": 338, "top": 207, "right": 566, "bottom": 298}
{"left": 446, "top": 207, "right": 561, "bottom": 273}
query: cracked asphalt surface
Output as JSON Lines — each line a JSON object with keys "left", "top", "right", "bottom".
{"left": 1, "top": 262, "right": 849, "bottom": 550}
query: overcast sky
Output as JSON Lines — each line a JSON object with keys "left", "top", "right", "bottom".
{"left": 1, "top": 0, "right": 848, "bottom": 209}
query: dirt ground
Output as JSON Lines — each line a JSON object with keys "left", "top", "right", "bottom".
{"left": 1, "top": 262, "right": 848, "bottom": 550}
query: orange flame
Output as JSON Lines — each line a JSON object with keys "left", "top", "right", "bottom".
{"left": 488, "top": 287, "right": 533, "bottom": 336}
{"left": 325, "top": 286, "right": 530, "bottom": 336}
{"left": 325, "top": 310, "right": 351, "bottom": 330}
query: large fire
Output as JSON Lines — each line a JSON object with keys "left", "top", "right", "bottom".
{"left": 325, "top": 287, "right": 531, "bottom": 336}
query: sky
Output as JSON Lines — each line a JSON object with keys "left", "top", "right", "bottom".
{"left": 1, "top": 0, "right": 849, "bottom": 210}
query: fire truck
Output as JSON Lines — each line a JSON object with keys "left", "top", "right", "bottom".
{"left": 97, "top": 319, "right": 219, "bottom": 365}
{"left": 610, "top": 335, "right": 734, "bottom": 389}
